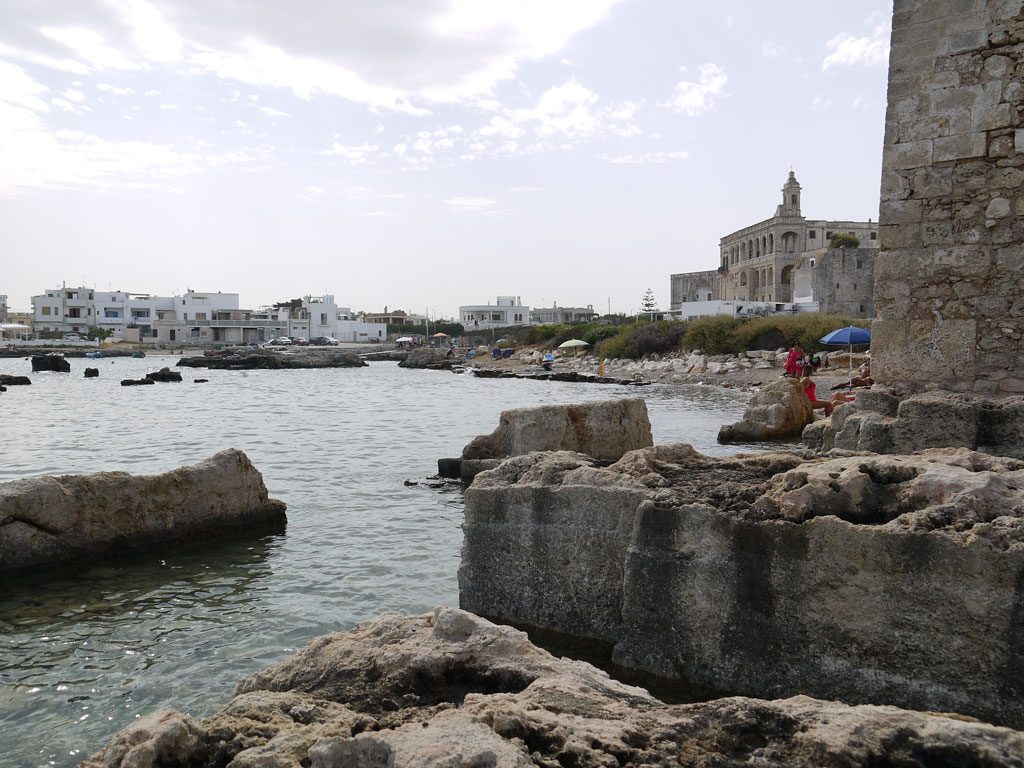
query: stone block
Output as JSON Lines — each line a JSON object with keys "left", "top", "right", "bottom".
{"left": 881, "top": 170, "right": 912, "bottom": 201}
{"left": 902, "top": 115, "right": 950, "bottom": 141}
{"left": 949, "top": 27, "right": 989, "bottom": 53}
{"left": 911, "top": 166, "right": 954, "bottom": 196}
{"left": 878, "top": 222, "right": 923, "bottom": 248}
{"left": 971, "top": 103, "right": 1012, "bottom": 132}
{"left": 880, "top": 199, "right": 925, "bottom": 224}
{"left": 934, "top": 132, "right": 988, "bottom": 162}
{"left": 883, "top": 140, "right": 933, "bottom": 171}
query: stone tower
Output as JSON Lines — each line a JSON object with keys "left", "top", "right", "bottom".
{"left": 778, "top": 171, "right": 802, "bottom": 216}
{"left": 874, "top": 0, "right": 1024, "bottom": 393}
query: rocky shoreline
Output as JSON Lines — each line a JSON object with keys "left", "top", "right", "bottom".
{"left": 82, "top": 607, "right": 1024, "bottom": 768}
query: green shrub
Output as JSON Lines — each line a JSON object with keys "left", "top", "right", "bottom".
{"left": 682, "top": 315, "right": 741, "bottom": 354}
{"left": 829, "top": 233, "right": 860, "bottom": 249}
{"left": 596, "top": 321, "right": 685, "bottom": 359}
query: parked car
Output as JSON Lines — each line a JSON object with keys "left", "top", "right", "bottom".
{"left": 312, "top": 336, "right": 340, "bottom": 345}
{"left": 62, "top": 333, "right": 82, "bottom": 341}
{"left": 266, "top": 337, "right": 292, "bottom": 345}
{"left": 290, "top": 336, "right": 309, "bottom": 346}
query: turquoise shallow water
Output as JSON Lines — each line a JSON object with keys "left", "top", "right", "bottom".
{"left": 0, "top": 356, "right": 754, "bottom": 766}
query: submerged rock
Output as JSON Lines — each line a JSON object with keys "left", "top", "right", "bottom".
{"left": 460, "top": 445, "right": 1024, "bottom": 727}
{"left": 120, "top": 377, "right": 154, "bottom": 386}
{"left": 83, "top": 367, "right": 99, "bottom": 378}
{"left": 144, "top": 366, "right": 182, "bottom": 382}
{"left": 0, "top": 374, "right": 31, "bottom": 385}
{"left": 0, "top": 449, "right": 286, "bottom": 573}
{"left": 718, "top": 377, "right": 812, "bottom": 442}
{"left": 82, "top": 607, "right": 1024, "bottom": 767}
{"left": 177, "top": 350, "right": 366, "bottom": 370}
{"left": 31, "top": 354, "right": 70, "bottom": 373}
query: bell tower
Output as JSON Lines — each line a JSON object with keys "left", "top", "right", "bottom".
{"left": 780, "top": 170, "right": 802, "bottom": 215}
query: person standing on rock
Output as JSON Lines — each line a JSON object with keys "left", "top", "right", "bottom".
{"left": 783, "top": 340, "right": 804, "bottom": 378}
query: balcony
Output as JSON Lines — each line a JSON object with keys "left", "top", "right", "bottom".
{"left": 154, "top": 318, "right": 283, "bottom": 328}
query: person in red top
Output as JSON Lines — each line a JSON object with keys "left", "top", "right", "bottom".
{"left": 782, "top": 340, "right": 804, "bottom": 378}
{"left": 801, "top": 363, "right": 834, "bottom": 416}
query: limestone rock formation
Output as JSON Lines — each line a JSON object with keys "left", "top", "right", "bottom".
{"left": 82, "top": 608, "right": 1024, "bottom": 768}
{"left": 120, "top": 377, "right": 154, "bottom": 386}
{"left": 397, "top": 347, "right": 457, "bottom": 369}
{"left": 0, "top": 449, "right": 286, "bottom": 573}
{"left": 177, "top": 350, "right": 366, "bottom": 369}
{"left": 462, "top": 398, "right": 653, "bottom": 462}
{"left": 460, "top": 445, "right": 1024, "bottom": 727}
{"left": 802, "top": 389, "right": 1024, "bottom": 459}
{"left": 718, "top": 377, "right": 812, "bottom": 442}
{"left": 0, "top": 374, "right": 31, "bottom": 385}
{"left": 145, "top": 366, "right": 183, "bottom": 382}
{"left": 31, "top": 354, "right": 70, "bottom": 372}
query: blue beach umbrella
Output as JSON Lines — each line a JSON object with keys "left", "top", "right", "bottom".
{"left": 819, "top": 326, "right": 872, "bottom": 382}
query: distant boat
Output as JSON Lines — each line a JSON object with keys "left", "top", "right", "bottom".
{"left": 131, "top": 351, "right": 146, "bottom": 358}
{"left": 86, "top": 352, "right": 106, "bottom": 359}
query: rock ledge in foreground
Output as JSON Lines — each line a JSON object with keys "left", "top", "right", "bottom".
{"left": 0, "top": 449, "right": 286, "bottom": 573}
{"left": 82, "top": 607, "right": 1024, "bottom": 768}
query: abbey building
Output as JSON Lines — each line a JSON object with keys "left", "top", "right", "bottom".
{"left": 670, "top": 172, "right": 878, "bottom": 317}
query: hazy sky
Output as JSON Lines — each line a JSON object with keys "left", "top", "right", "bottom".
{"left": 0, "top": 1, "right": 892, "bottom": 318}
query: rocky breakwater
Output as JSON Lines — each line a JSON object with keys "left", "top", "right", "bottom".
{"left": 397, "top": 347, "right": 459, "bottom": 370}
{"left": 82, "top": 607, "right": 1024, "bottom": 768}
{"left": 804, "top": 388, "right": 1024, "bottom": 459}
{"left": 460, "top": 444, "right": 1024, "bottom": 728}
{"left": 0, "top": 449, "right": 286, "bottom": 573}
{"left": 719, "top": 377, "right": 812, "bottom": 442}
{"left": 438, "top": 398, "right": 653, "bottom": 481}
{"left": 178, "top": 349, "right": 366, "bottom": 370}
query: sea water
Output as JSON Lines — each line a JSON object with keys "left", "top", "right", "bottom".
{"left": 0, "top": 356, "right": 755, "bottom": 766}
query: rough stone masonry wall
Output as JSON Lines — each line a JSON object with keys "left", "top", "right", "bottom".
{"left": 874, "top": 0, "right": 1024, "bottom": 392}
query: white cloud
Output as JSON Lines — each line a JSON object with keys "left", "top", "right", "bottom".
{"left": 761, "top": 42, "right": 785, "bottom": 59}
{"left": 0, "top": 61, "right": 50, "bottom": 112}
{"left": 603, "top": 150, "right": 689, "bottom": 165}
{"left": 822, "top": 12, "right": 891, "bottom": 71}
{"left": 665, "top": 63, "right": 727, "bottom": 116}
{"left": 319, "top": 142, "right": 380, "bottom": 161}
{"left": 257, "top": 105, "right": 290, "bottom": 118}
{"left": 97, "top": 83, "right": 136, "bottom": 96}
{"left": 40, "top": 26, "right": 140, "bottom": 71}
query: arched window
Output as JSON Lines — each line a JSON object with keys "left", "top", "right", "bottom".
{"left": 768, "top": 233, "right": 774, "bottom": 253}
{"left": 761, "top": 235, "right": 767, "bottom": 255}
{"left": 740, "top": 273, "right": 747, "bottom": 286}
{"left": 790, "top": 194, "right": 797, "bottom": 205}
{"left": 768, "top": 266, "right": 774, "bottom": 285}
{"left": 780, "top": 265, "right": 793, "bottom": 285}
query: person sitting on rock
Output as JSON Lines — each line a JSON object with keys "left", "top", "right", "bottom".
{"left": 801, "top": 364, "right": 834, "bottom": 416}
{"left": 830, "top": 362, "right": 873, "bottom": 390}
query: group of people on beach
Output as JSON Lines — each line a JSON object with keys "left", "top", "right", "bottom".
{"left": 783, "top": 340, "right": 873, "bottom": 418}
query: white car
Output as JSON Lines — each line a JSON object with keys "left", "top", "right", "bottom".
{"left": 63, "top": 333, "right": 82, "bottom": 341}
{"left": 266, "top": 337, "right": 292, "bottom": 346}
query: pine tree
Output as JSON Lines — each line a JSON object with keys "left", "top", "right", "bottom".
{"left": 640, "top": 288, "right": 658, "bottom": 313}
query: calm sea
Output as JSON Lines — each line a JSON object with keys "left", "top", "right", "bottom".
{"left": 0, "top": 356, "right": 753, "bottom": 767}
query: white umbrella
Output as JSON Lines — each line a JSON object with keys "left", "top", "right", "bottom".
{"left": 395, "top": 336, "right": 413, "bottom": 342}
{"left": 558, "top": 338, "right": 590, "bottom": 357}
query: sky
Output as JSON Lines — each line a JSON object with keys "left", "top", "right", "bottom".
{"left": 0, "top": 0, "right": 893, "bottom": 318}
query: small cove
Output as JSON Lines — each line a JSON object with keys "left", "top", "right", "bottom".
{"left": 0, "top": 356, "right": 759, "bottom": 766}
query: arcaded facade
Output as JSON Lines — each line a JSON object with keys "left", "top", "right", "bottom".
{"left": 716, "top": 172, "right": 878, "bottom": 302}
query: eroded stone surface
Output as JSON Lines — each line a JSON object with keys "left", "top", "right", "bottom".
{"left": 461, "top": 398, "right": 653, "bottom": 462}
{"left": 82, "top": 608, "right": 1024, "bottom": 768}
{"left": 0, "top": 449, "right": 286, "bottom": 572}
{"left": 461, "top": 446, "right": 1024, "bottom": 726}
{"left": 718, "top": 377, "right": 813, "bottom": 442}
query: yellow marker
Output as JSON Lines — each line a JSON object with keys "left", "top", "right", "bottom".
{"left": 598, "top": 358, "right": 605, "bottom": 376}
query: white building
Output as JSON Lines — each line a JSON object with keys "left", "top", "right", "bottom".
{"left": 29, "top": 286, "right": 384, "bottom": 345}
{"left": 460, "top": 296, "right": 530, "bottom": 330}
{"left": 529, "top": 304, "right": 598, "bottom": 325}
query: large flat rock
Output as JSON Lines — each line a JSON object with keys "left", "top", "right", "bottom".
{"left": 82, "top": 607, "right": 1024, "bottom": 767}
{"left": 0, "top": 449, "right": 286, "bottom": 573}
{"left": 460, "top": 445, "right": 1024, "bottom": 727}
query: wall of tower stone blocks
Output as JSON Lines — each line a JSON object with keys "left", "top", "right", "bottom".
{"left": 874, "top": 0, "right": 1024, "bottom": 392}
